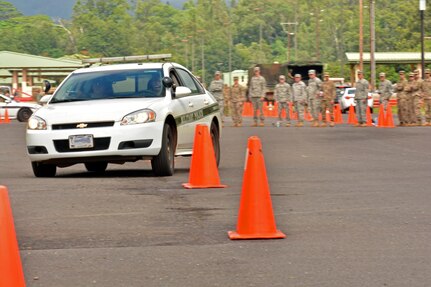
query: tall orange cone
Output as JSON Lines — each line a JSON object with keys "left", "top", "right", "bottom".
{"left": 289, "top": 102, "right": 297, "bottom": 120}
{"left": 183, "top": 124, "right": 227, "bottom": 189}
{"left": 377, "top": 104, "right": 386, "bottom": 127}
{"left": 304, "top": 108, "right": 312, "bottom": 121}
{"left": 385, "top": 105, "right": 395, "bottom": 128}
{"left": 347, "top": 105, "right": 358, "bottom": 124}
{"left": 0, "top": 186, "right": 26, "bottom": 287}
{"left": 0, "top": 109, "right": 3, "bottom": 124}
{"left": 242, "top": 102, "right": 253, "bottom": 117}
{"left": 4, "top": 108, "right": 10, "bottom": 124}
{"left": 366, "top": 106, "right": 373, "bottom": 126}
{"left": 333, "top": 104, "right": 343, "bottom": 123}
{"left": 228, "top": 136, "right": 286, "bottom": 240}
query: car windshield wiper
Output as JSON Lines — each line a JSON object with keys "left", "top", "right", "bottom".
{"left": 50, "top": 98, "right": 90, "bottom": 103}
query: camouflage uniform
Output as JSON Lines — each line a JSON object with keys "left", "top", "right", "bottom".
{"left": 422, "top": 70, "right": 431, "bottom": 125}
{"left": 320, "top": 76, "right": 336, "bottom": 126}
{"left": 411, "top": 76, "right": 424, "bottom": 125}
{"left": 307, "top": 74, "right": 322, "bottom": 126}
{"left": 395, "top": 73, "right": 408, "bottom": 126}
{"left": 292, "top": 77, "right": 307, "bottom": 125}
{"left": 404, "top": 74, "right": 417, "bottom": 125}
{"left": 274, "top": 78, "right": 292, "bottom": 124}
{"left": 378, "top": 77, "right": 393, "bottom": 109}
{"left": 230, "top": 79, "right": 246, "bottom": 126}
{"left": 209, "top": 75, "right": 224, "bottom": 121}
{"left": 355, "top": 75, "right": 369, "bottom": 125}
{"left": 248, "top": 70, "right": 266, "bottom": 125}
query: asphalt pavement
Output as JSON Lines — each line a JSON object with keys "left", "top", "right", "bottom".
{"left": 1, "top": 118, "right": 431, "bottom": 287}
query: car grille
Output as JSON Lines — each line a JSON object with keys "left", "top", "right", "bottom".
{"left": 52, "top": 121, "right": 115, "bottom": 130}
{"left": 53, "top": 137, "right": 111, "bottom": 153}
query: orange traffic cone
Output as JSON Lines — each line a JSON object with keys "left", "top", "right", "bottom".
{"left": 347, "top": 105, "right": 358, "bottom": 124}
{"left": 304, "top": 108, "right": 312, "bottom": 121}
{"left": 0, "top": 109, "right": 3, "bottom": 124}
{"left": 366, "top": 106, "right": 373, "bottom": 126}
{"left": 377, "top": 104, "right": 386, "bottom": 128}
{"left": 242, "top": 102, "right": 253, "bottom": 117}
{"left": 385, "top": 105, "right": 395, "bottom": 128}
{"left": 183, "top": 124, "right": 227, "bottom": 189}
{"left": 4, "top": 108, "right": 10, "bottom": 124}
{"left": 0, "top": 186, "right": 26, "bottom": 287}
{"left": 289, "top": 102, "right": 297, "bottom": 120}
{"left": 325, "top": 109, "right": 331, "bottom": 123}
{"left": 333, "top": 104, "right": 343, "bottom": 123}
{"left": 228, "top": 136, "right": 286, "bottom": 240}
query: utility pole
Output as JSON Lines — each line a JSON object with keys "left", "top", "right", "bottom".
{"left": 281, "top": 22, "right": 298, "bottom": 63}
{"left": 370, "top": 0, "right": 376, "bottom": 91}
{"left": 420, "top": 0, "right": 426, "bottom": 79}
{"left": 359, "top": 0, "right": 364, "bottom": 72}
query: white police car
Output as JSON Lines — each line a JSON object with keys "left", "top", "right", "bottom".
{"left": 0, "top": 94, "right": 41, "bottom": 121}
{"left": 26, "top": 55, "right": 222, "bottom": 177}
{"left": 340, "top": 87, "right": 374, "bottom": 113}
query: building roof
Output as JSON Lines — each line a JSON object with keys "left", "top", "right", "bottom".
{"left": 346, "top": 52, "right": 431, "bottom": 64}
{"left": 0, "top": 51, "right": 84, "bottom": 71}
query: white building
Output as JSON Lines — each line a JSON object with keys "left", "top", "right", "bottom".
{"left": 223, "top": 70, "right": 248, "bottom": 87}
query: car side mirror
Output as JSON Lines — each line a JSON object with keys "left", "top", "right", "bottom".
{"left": 43, "top": 80, "right": 51, "bottom": 93}
{"left": 39, "top": 94, "right": 52, "bottom": 105}
{"left": 162, "top": 77, "right": 173, "bottom": 88}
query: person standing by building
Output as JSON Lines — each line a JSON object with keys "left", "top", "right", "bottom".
{"left": 395, "top": 70, "right": 408, "bottom": 126}
{"left": 292, "top": 74, "right": 307, "bottom": 127}
{"left": 422, "top": 69, "right": 431, "bottom": 126}
{"left": 230, "top": 76, "right": 246, "bottom": 127}
{"left": 248, "top": 66, "right": 266, "bottom": 127}
{"left": 306, "top": 69, "right": 322, "bottom": 127}
{"left": 274, "top": 75, "right": 292, "bottom": 127}
{"left": 209, "top": 71, "right": 225, "bottom": 123}
{"left": 404, "top": 72, "right": 416, "bottom": 126}
{"left": 320, "top": 72, "right": 336, "bottom": 127}
{"left": 354, "top": 70, "right": 369, "bottom": 127}
{"left": 378, "top": 72, "right": 393, "bottom": 110}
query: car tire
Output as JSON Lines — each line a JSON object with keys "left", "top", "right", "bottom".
{"left": 17, "top": 108, "right": 33, "bottom": 122}
{"left": 210, "top": 121, "right": 220, "bottom": 167}
{"left": 151, "top": 123, "right": 175, "bottom": 176}
{"left": 32, "top": 162, "right": 56, "bottom": 177}
{"left": 85, "top": 162, "right": 108, "bottom": 173}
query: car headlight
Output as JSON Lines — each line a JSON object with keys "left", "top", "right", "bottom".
{"left": 121, "top": 109, "right": 156, "bottom": 125}
{"left": 28, "top": 116, "right": 47, "bottom": 130}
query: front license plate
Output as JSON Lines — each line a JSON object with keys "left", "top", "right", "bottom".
{"left": 69, "top": 135, "right": 94, "bottom": 149}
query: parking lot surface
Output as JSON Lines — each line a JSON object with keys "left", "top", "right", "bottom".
{"left": 1, "top": 119, "right": 431, "bottom": 287}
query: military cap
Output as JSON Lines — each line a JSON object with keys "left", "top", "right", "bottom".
{"left": 379, "top": 72, "right": 386, "bottom": 77}
{"left": 294, "top": 74, "right": 301, "bottom": 78}
{"left": 308, "top": 69, "right": 316, "bottom": 75}
{"left": 357, "top": 70, "right": 363, "bottom": 74}
{"left": 323, "top": 72, "right": 330, "bottom": 77}
{"left": 409, "top": 72, "right": 415, "bottom": 77}
{"left": 398, "top": 70, "right": 405, "bottom": 75}
{"left": 425, "top": 69, "right": 431, "bottom": 74}
{"left": 279, "top": 75, "right": 286, "bottom": 80}
{"left": 414, "top": 69, "right": 420, "bottom": 74}
{"left": 233, "top": 76, "right": 239, "bottom": 80}
{"left": 253, "top": 66, "right": 260, "bottom": 72}
{"left": 215, "top": 71, "right": 221, "bottom": 75}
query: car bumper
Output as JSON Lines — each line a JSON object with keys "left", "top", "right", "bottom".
{"left": 26, "top": 121, "right": 164, "bottom": 164}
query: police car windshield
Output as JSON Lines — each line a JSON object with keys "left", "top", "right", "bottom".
{"left": 51, "top": 69, "right": 164, "bottom": 103}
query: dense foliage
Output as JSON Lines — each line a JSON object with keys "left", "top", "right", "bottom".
{"left": 0, "top": 0, "right": 430, "bottom": 83}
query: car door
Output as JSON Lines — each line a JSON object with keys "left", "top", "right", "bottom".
{"left": 173, "top": 68, "right": 208, "bottom": 150}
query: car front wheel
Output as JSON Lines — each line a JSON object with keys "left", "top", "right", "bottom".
{"left": 151, "top": 123, "right": 175, "bottom": 176}
{"left": 32, "top": 162, "right": 56, "bottom": 177}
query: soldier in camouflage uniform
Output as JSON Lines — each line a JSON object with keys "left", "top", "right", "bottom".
{"left": 422, "top": 69, "right": 431, "bottom": 126}
{"left": 378, "top": 72, "right": 393, "bottom": 110}
{"left": 320, "top": 72, "right": 336, "bottom": 127}
{"left": 230, "top": 76, "right": 246, "bottom": 127}
{"left": 307, "top": 69, "right": 323, "bottom": 127}
{"left": 248, "top": 66, "right": 266, "bottom": 127}
{"left": 292, "top": 74, "right": 307, "bottom": 127}
{"left": 411, "top": 70, "right": 424, "bottom": 125}
{"left": 404, "top": 72, "right": 417, "bottom": 126}
{"left": 395, "top": 71, "right": 408, "bottom": 126}
{"left": 209, "top": 71, "right": 225, "bottom": 123}
{"left": 354, "top": 70, "right": 369, "bottom": 127}
{"left": 274, "top": 75, "right": 292, "bottom": 127}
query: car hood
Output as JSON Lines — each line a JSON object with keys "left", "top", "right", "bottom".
{"left": 35, "top": 98, "right": 163, "bottom": 124}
